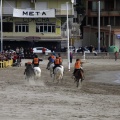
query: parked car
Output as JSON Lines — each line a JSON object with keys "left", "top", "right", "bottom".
{"left": 5, "top": 49, "right": 16, "bottom": 53}
{"left": 61, "top": 46, "right": 75, "bottom": 52}
{"left": 76, "top": 47, "right": 89, "bottom": 53}
{"left": 69, "top": 46, "right": 75, "bottom": 52}
{"left": 33, "top": 47, "right": 51, "bottom": 54}
{"left": 76, "top": 47, "right": 97, "bottom": 55}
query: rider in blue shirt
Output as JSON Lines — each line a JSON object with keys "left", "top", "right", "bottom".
{"left": 46, "top": 53, "right": 55, "bottom": 69}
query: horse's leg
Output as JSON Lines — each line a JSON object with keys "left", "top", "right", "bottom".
{"left": 74, "top": 77, "right": 77, "bottom": 83}
{"left": 53, "top": 74, "right": 55, "bottom": 82}
{"left": 76, "top": 79, "right": 79, "bottom": 87}
{"left": 50, "top": 70, "right": 52, "bottom": 77}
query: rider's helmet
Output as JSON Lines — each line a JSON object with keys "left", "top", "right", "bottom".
{"left": 27, "top": 62, "right": 32, "bottom": 64}
{"left": 76, "top": 58, "right": 80, "bottom": 61}
{"left": 35, "top": 54, "right": 38, "bottom": 58}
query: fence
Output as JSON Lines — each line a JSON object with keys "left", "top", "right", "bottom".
{"left": 0, "top": 59, "right": 13, "bottom": 68}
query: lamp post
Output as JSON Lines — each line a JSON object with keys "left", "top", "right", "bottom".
{"left": 98, "top": 1, "right": 100, "bottom": 52}
{"left": 66, "top": 0, "right": 74, "bottom": 71}
{"left": 0, "top": 0, "right": 3, "bottom": 52}
{"left": 66, "top": 2, "right": 70, "bottom": 71}
{"left": 107, "top": 25, "right": 111, "bottom": 47}
{"left": 87, "top": 25, "right": 91, "bottom": 46}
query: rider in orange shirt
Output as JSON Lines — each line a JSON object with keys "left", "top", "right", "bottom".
{"left": 73, "top": 58, "right": 84, "bottom": 80}
{"left": 58, "top": 53, "right": 62, "bottom": 65}
{"left": 32, "top": 54, "right": 43, "bottom": 67}
{"left": 53, "top": 56, "right": 61, "bottom": 74}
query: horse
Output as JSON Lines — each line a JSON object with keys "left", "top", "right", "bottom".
{"left": 24, "top": 63, "right": 41, "bottom": 81}
{"left": 74, "top": 69, "right": 84, "bottom": 87}
{"left": 49, "top": 63, "right": 55, "bottom": 77}
{"left": 33, "top": 67, "right": 41, "bottom": 80}
{"left": 53, "top": 65, "right": 64, "bottom": 83}
{"left": 24, "top": 63, "right": 35, "bottom": 81}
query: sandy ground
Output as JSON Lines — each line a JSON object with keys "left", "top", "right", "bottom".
{"left": 0, "top": 59, "right": 120, "bottom": 120}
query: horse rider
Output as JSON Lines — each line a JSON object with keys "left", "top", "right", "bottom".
{"left": 53, "top": 56, "right": 62, "bottom": 74}
{"left": 32, "top": 54, "right": 43, "bottom": 67}
{"left": 46, "top": 53, "right": 55, "bottom": 69}
{"left": 58, "top": 53, "right": 62, "bottom": 65}
{"left": 73, "top": 58, "right": 84, "bottom": 80}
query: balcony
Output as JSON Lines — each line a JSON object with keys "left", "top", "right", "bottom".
{"left": 87, "top": 9, "right": 120, "bottom": 17}
{"left": 55, "top": 8, "right": 74, "bottom": 16}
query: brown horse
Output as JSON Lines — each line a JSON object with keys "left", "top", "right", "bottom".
{"left": 74, "top": 69, "right": 84, "bottom": 87}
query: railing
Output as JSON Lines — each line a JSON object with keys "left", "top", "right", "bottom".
{"left": 87, "top": 9, "right": 120, "bottom": 16}
{"left": 89, "top": 8, "right": 120, "bottom": 12}
{"left": 55, "top": 9, "right": 74, "bottom": 16}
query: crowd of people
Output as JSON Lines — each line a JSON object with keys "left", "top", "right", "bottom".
{"left": 0, "top": 46, "right": 35, "bottom": 67}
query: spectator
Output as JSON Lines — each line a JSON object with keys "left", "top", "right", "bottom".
{"left": 16, "top": 47, "right": 20, "bottom": 55}
{"left": 12, "top": 52, "right": 18, "bottom": 63}
{"left": 114, "top": 51, "right": 118, "bottom": 61}
{"left": 30, "top": 47, "right": 33, "bottom": 58}
{"left": 53, "top": 46, "right": 56, "bottom": 52}
{"left": 70, "top": 52, "right": 73, "bottom": 63}
{"left": 27, "top": 48, "right": 30, "bottom": 58}
{"left": 42, "top": 47, "right": 46, "bottom": 54}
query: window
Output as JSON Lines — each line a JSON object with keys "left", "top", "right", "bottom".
{"left": 21, "top": 1, "right": 30, "bottom": 9}
{"left": 36, "top": 23, "right": 55, "bottom": 33}
{"left": 15, "top": 23, "right": 29, "bottom": 32}
{"left": 35, "top": 2, "right": 47, "bottom": 10}
{"left": 37, "top": 48, "right": 43, "bottom": 50}
{"left": 3, "top": 22, "right": 13, "bottom": 32}
{"left": 92, "top": 1, "right": 104, "bottom": 11}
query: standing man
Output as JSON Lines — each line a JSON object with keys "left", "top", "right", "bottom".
{"left": 70, "top": 51, "right": 73, "bottom": 63}
{"left": 114, "top": 51, "right": 118, "bottom": 61}
{"left": 42, "top": 47, "right": 46, "bottom": 55}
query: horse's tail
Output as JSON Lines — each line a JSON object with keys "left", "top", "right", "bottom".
{"left": 34, "top": 67, "right": 41, "bottom": 77}
{"left": 55, "top": 67, "right": 63, "bottom": 80}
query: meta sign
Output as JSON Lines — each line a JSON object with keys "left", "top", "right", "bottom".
{"left": 13, "top": 8, "right": 55, "bottom": 18}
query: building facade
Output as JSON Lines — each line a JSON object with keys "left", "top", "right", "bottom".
{"left": 83, "top": 0, "right": 120, "bottom": 51}
{"left": 0, "top": 0, "right": 77, "bottom": 51}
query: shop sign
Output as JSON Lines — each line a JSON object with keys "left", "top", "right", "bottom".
{"left": 13, "top": 8, "right": 55, "bottom": 18}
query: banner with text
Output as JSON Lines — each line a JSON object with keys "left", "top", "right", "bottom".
{"left": 13, "top": 8, "right": 55, "bottom": 18}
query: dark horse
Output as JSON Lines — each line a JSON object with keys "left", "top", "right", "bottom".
{"left": 24, "top": 63, "right": 35, "bottom": 80}
{"left": 74, "top": 69, "right": 84, "bottom": 87}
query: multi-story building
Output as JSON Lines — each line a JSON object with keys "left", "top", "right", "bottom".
{"left": 0, "top": 0, "right": 76, "bottom": 51}
{"left": 83, "top": 0, "right": 120, "bottom": 50}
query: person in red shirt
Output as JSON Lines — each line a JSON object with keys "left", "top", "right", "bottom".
{"left": 42, "top": 47, "right": 46, "bottom": 54}
{"left": 12, "top": 52, "right": 18, "bottom": 63}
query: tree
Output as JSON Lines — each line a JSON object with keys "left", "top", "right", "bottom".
{"left": 75, "top": 0, "right": 85, "bottom": 15}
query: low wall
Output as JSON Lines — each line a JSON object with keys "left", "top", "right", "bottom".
{"left": 36, "top": 52, "right": 117, "bottom": 59}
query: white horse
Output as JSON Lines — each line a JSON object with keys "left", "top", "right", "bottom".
{"left": 33, "top": 67, "right": 41, "bottom": 80}
{"left": 53, "top": 65, "right": 64, "bottom": 83}
{"left": 49, "top": 63, "right": 55, "bottom": 77}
